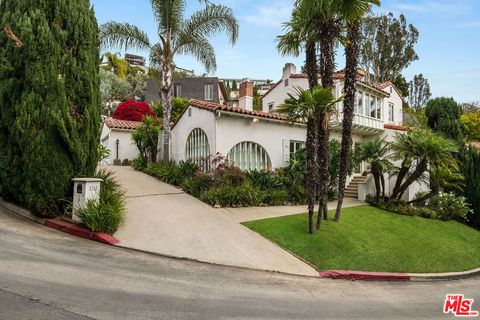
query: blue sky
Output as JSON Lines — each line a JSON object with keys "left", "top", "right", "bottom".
{"left": 91, "top": 0, "right": 480, "bottom": 103}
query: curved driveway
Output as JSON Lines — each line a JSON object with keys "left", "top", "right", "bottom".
{"left": 1, "top": 208, "right": 479, "bottom": 320}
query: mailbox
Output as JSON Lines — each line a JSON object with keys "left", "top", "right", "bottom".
{"left": 72, "top": 178, "right": 103, "bottom": 222}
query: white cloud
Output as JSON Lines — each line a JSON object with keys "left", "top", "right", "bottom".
{"left": 243, "top": 1, "right": 292, "bottom": 28}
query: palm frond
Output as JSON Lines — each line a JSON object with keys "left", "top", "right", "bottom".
{"left": 149, "top": 43, "right": 164, "bottom": 69}
{"left": 176, "top": 37, "right": 216, "bottom": 73}
{"left": 179, "top": 3, "right": 238, "bottom": 47}
{"left": 151, "top": 0, "right": 185, "bottom": 34}
{"left": 100, "top": 22, "right": 151, "bottom": 51}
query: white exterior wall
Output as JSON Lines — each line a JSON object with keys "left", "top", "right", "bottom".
{"left": 382, "top": 85, "right": 404, "bottom": 125}
{"left": 215, "top": 115, "right": 307, "bottom": 168}
{"left": 171, "top": 106, "right": 216, "bottom": 162}
{"left": 100, "top": 124, "right": 139, "bottom": 165}
{"left": 262, "top": 77, "right": 309, "bottom": 113}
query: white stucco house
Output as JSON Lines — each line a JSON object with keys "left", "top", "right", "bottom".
{"left": 169, "top": 63, "right": 427, "bottom": 201}
{"left": 100, "top": 118, "right": 141, "bottom": 165}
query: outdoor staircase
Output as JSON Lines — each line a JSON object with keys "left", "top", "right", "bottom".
{"left": 344, "top": 175, "right": 367, "bottom": 199}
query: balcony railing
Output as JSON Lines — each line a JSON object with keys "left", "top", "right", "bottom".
{"left": 331, "top": 112, "right": 384, "bottom": 134}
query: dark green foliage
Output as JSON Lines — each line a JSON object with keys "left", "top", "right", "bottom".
{"left": 425, "top": 97, "right": 463, "bottom": 142}
{"left": 408, "top": 74, "right": 431, "bottom": 110}
{"left": 391, "top": 74, "right": 409, "bottom": 97}
{"left": 152, "top": 97, "right": 189, "bottom": 123}
{"left": 0, "top": 0, "right": 100, "bottom": 216}
{"left": 201, "top": 183, "right": 267, "bottom": 207}
{"left": 462, "top": 147, "right": 480, "bottom": 229}
{"left": 76, "top": 169, "right": 125, "bottom": 234}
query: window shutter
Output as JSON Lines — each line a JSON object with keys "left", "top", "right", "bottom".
{"left": 282, "top": 140, "right": 290, "bottom": 166}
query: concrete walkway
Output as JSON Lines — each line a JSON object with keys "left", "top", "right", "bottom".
{"left": 112, "top": 166, "right": 318, "bottom": 276}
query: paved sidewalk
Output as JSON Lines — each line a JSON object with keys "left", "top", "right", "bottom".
{"left": 112, "top": 166, "right": 318, "bottom": 276}
{"left": 222, "top": 198, "right": 365, "bottom": 223}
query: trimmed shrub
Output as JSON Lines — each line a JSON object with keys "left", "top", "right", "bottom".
{"left": 201, "top": 183, "right": 266, "bottom": 207}
{"left": 112, "top": 100, "right": 154, "bottom": 122}
{"left": 462, "top": 147, "right": 480, "bottom": 229}
{"left": 0, "top": 0, "right": 100, "bottom": 217}
{"left": 76, "top": 169, "right": 125, "bottom": 234}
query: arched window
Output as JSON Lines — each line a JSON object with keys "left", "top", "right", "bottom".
{"left": 185, "top": 128, "right": 210, "bottom": 170}
{"left": 228, "top": 142, "right": 271, "bottom": 171}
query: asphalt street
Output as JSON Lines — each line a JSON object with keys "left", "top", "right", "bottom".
{"left": 0, "top": 208, "right": 478, "bottom": 320}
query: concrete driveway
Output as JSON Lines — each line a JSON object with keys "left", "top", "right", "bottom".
{"left": 112, "top": 166, "right": 318, "bottom": 276}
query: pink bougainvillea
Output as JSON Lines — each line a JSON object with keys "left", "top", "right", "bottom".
{"left": 112, "top": 100, "right": 155, "bottom": 122}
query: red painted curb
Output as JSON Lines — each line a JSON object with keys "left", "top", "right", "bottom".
{"left": 44, "top": 218, "right": 119, "bottom": 245}
{"left": 319, "top": 270, "right": 410, "bottom": 282}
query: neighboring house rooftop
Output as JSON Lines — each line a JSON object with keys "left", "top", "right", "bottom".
{"left": 376, "top": 81, "right": 404, "bottom": 99}
{"left": 104, "top": 118, "right": 142, "bottom": 130}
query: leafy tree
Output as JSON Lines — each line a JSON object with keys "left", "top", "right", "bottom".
{"left": 132, "top": 116, "right": 161, "bottom": 163}
{"left": 391, "top": 74, "right": 409, "bottom": 97}
{"left": 252, "top": 86, "right": 262, "bottom": 111}
{"left": 359, "top": 13, "right": 419, "bottom": 82}
{"left": 100, "top": 69, "right": 133, "bottom": 116}
{"left": 101, "top": 0, "right": 238, "bottom": 162}
{"left": 0, "top": 0, "right": 100, "bottom": 216}
{"left": 231, "top": 80, "right": 238, "bottom": 91}
{"left": 334, "top": 0, "right": 380, "bottom": 222}
{"left": 460, "top": 112, "right": 480, "bottom": 142}
{"left": 389, "top": 129, "right": 459, "bottom": 202}
{"left": 408, "top": 73, "right": 431, "bottom": 110}
{"left": 278, "top": 86, "right": 341, "bottom": 233}
{"left": 357, "top": 137, "right": 392, "bottom": 202}
{"left": 461, "top": 147, "right": 480, "bottom": 229}
{"left": 425, "top": 97, "right": 463, "bottom": 142}
{"left": 103, "top": 52, "right": 130, "bottom": 79}
{"left": 152, "top": 97, "right": 189, "bottom": 123}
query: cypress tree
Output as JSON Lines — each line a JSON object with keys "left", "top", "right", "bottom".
{"left": 462, "top": 147, "right": 480, "bottom": 230}
{"left": 425, "top": 97, "right": 463, "bottom": 143}
{"left": 0, "top": 0, "right": 100, "bottom": 216}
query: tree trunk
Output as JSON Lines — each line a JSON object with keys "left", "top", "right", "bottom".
{"left": 373, "top": 170, "right": 381, "bottom": 202}
{"left": 390, "top": 157, "right": 410, "bottom": 202}
{"left": 304, "top": 40, "right": 319, "bottom": 234}
{"left": 392, "top": 158, "right": 428, "bottom": 201}
{"left": 316, "top": 20, "right": 339, "bottom": 230}
{"left": 380, "top": 173, "right": 386, "bottom": 198}
{"left": 160, "top": 61, "right": 173, "bottom": 162}
{"left": 335, "top": 21, "right": 360, "bottom": 222}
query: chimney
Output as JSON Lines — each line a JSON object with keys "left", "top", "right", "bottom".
{"left": 282, "top": 63, "right": 296, "bottom": 80}
{"left": 239, "top": 79, "right": 253, "bottom": 111}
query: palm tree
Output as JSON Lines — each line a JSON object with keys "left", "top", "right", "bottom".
{"left": 101, "top": 1, "right": 239, "bottom": 162}
{"left": 357, "top": 137, "right": 391, "bottom": 202}
{"left": 335, "top": 0, "right": 380, "bottom": 222}
{"left": 103, "top": 52, "right": 129, "bottom": 79}
{"left": 389, "top": 129, "right": 459, "bottom": 202}
{"left": 277, "top": 4, "right": 320, "bottom": 234}
{"left": 408, "top": 167, "right": 463, "bottom": 204}
{"left": 278, "top": 86, "right": 342, "bottom": 233}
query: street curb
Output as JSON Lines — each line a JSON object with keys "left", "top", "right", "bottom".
{"left": 319, "top": 270, "right": 410, "bottom": 281}
{"left": 0, "top": 197, "right": 119, "bottom": 246}
{"left": 44, "top": 217, "right": 119, "bottom": 245}
{"left": 407, "top": 268, "right": 480, "bottom": 282}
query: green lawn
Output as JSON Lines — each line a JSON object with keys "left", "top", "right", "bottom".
{"left": 243, "top": 205, "right": 480, "bottom": 273}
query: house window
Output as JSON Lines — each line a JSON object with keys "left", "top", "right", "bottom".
{"left": 204, "top": 84, "right": 213, "bottom": 100}
{"left": 389, "top": 102, "right": 394, "bottom": 122}
{"left": 173, "top": 84, "right": 182, "bottom": 97}
{"left": 284, "top": 79, "right": 289, "bottom": 87}
{"left": 268, "top": 102, "right": 274, "bottom": 113}
{"left": 228, "top": 141, "right": 271, "bottom": 171}
{"left": 355, "top": 91, "right": 363, "bottom": 114}
{"left": 365, "top": 94, "right": 370, "bottom": 117}
{"left": 376, "top": 97, "right": 382, "bottom": 119}
{"left": 185, "top": 128, "right": 210, "bottom": 170}
{"left": 290, "top": 141, "right": 305, "bottom": 158}
{"left": 370, "top": 95, "right": 376, "bottom": 118}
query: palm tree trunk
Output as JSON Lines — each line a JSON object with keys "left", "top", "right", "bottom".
{"left": 316, "top": 20, "right": 338, "bottom": 230}
{"left": 160, "top": 61, "right": 173, "bottom": 162}
{"left": 393, "top": 158, "right": 428, "bottom": 201}
{"left": 390, "top": 157, "right": 410, "bottom": 202}
{"left": 373, "top": 170, "right": 381, "bottom": 202}
{"left": 380, "top": 173, "right": 386, "bottom": 198}
{"left": 304, "top": 40, "right": 318, "bottom": 234}
{"left": 335, "top": 21, "right": 360, "bottom": 222}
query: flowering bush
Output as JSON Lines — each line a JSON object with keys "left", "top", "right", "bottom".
{"left": 426, "top": 192, "right": 472, "bottom": 222}
{"left": 112, "top": 100, "right": 154, "bottom": 121}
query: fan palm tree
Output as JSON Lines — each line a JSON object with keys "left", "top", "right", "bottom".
{"left": 408, "top": 167, "right": 463, "bottom": 204}
{"left": 335, "top": 0, "right": 380, "bottom": 222}
{"left": 101, "top": 1, "right": 238, "bottom": 162}
{"left": 357, "top": 137, "right": 391, "bottom": 202}
{"left": 389, "top": 129, "right": 459, "bottom": 202}
{"left": 278, "top": 86, "right": 342, "bottom": 233}
{"left": 103, "top": 52, "right": 130, "bottom": 79}
{"left": 277, "top": 5, "right": 320, "bottom": 235}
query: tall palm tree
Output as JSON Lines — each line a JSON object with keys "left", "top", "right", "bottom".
{"left": 277, "top": 5, "right": 320, "bottom": 234}
{"left": 101, "top": 1, "right": 238, "bottom": 162}
{"left": 357, "top": 137, "right": 391, "bottom": 202}
{"left": 335, "top": 0, "right": 380, "bottom": 222}
{"left": 278, "top": 86, "right": 342, "bottom": 233}
{"left": 389, "top": 129, "right": 459, "bottom": 202}
{"left": 103, "top": 52, "right": 129, "bottom": 79}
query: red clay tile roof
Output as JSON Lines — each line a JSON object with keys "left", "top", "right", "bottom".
{"left": 104, "top": 118, "right": 142, "bottom": 130}
{"left": 260, "top": 80, "right": 281, "bottom": 99}
{"left": 189, "top": 99, "right": 289, "bottom": 121}
{"left": 377, "top": 81, "right": 404, "bottom": 98}
{"left": 384, "top": 123, "right": 407, "bottom": 131}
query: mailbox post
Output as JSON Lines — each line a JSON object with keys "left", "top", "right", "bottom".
{"left": 72, "top": 178, "right": 103, "bottom": 222}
